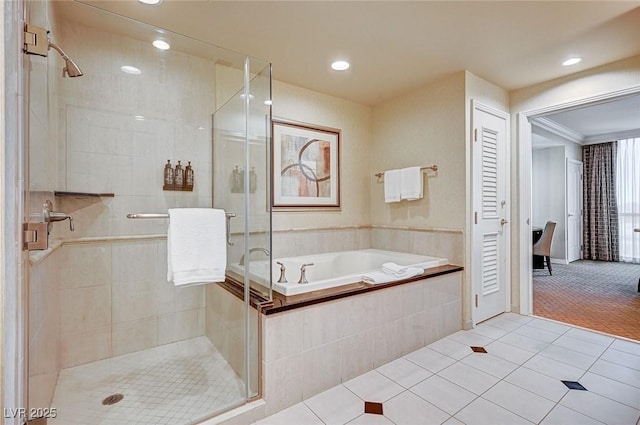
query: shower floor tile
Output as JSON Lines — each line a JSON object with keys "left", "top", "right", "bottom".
{"left": 49, "top": 337, "right": 245, "bottom": 425}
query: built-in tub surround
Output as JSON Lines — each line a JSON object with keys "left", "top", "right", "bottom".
{"left": 268, "top": 225, "right": 462, "bottom": 267}
{"left": 260, "top": 271, "right": 462, "bottom": 416}
{"left": 229, "top": 249, "right": 448, "bottom": 295}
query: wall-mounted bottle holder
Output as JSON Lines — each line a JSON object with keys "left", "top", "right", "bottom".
{"left": 163, "top": 159, "right": 194, "bottom": 191}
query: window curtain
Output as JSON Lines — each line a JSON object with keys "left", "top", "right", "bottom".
{"left": 583, "top": 142, "right": 619, "bottom": 261}
{"left": 616, "top": 138, "right": 640, "bottom": 263}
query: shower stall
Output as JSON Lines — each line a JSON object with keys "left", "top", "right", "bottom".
{"left": 21, "top": 1, "right": 271, "bottom": 424}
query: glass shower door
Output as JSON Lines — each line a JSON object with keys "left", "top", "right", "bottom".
{"left": 212, "top": 55, "right": 272, "bottom": 399}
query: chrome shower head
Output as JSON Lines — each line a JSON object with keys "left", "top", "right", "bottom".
{"left": 48, "top": 40, "right": 84, "bottom": 78}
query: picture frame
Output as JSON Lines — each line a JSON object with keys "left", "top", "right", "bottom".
{"left": 271, "top": 118, "right": 341, "bottom": 209}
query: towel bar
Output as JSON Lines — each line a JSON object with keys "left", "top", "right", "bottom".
{"left": 126, "top": 212, "right": 237, "bottom": 245}
{"left": 126, "top": 212, "right": 236, "bottom": 219}
{"left": 375, "top": 164, "right": 438, "bottom": 180}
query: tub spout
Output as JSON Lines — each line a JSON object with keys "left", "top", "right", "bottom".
{"left": 239, "top": 247, "right": 270, "bottom": 266}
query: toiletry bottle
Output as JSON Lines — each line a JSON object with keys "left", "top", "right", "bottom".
{"left": 163, "top": 160, "right": 174, "bottom": 190}
{"left": 250, "top": 166, "right": 257, "bottom": 193}
{"left": 184, "top": 161, "right": 194, "bottom": 191}
{"left": 174, "top": 160, "right": 184, "bottom": 190}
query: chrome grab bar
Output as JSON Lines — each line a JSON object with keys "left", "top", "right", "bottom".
{"left": 126, "top": 212, "right": 237, "bottom": 245}
{"left": 126, "top": 213, "right": 170, "bottom": 219}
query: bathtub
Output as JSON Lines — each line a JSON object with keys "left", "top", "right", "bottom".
{"left": 228, "top": 248, "right": 448, "bottom": 296}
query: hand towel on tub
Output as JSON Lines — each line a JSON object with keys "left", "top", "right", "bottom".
{"left": 384, "top": 169, "right": 402, "bottom": 203}
{"left": 362, "top": 267, "right": 424, "bottom": 285}
{"left": 382, "top": 261, "right": 407, "bottom": 276}
{"left": 400, "top": 166, "right": 423, "bottom": 200}
{"left": 167, "top": 208, "right": 227, "bottom": 286}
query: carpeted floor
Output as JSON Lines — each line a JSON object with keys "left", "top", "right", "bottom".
{"left": 533, "top": 259, "right": 640, "bottom": 341}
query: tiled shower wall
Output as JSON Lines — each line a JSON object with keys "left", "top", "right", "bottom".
{"left": 29, "top": 247, "right": 62, "bottom": 411}
{"left": 49, "top": 18, "right": 215, "bottom": 241}
{"left": 29, "top": 238, "right": 206, "bottom": 406}
{"left": 57, "top": 239, "right": 205, "bottom": 369}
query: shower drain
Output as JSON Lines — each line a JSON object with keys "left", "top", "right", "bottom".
{"left": 102, "top": 394, "right": 124, "bottom": 406}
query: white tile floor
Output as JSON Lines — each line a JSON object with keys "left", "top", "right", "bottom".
{"left": 255, "top": 313, "right": 640, "bottom": 425}
{"left": 49, "top": 337, "right": 245, "bottom": 425}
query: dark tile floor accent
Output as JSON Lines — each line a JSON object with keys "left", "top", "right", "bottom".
{"left": 533, "top": 260, "right": 640, "bottom": 340}
{"left": 562, "top": 380, "right": 587, "bottom": 391}
{"left": 364, "top": 401, "right": 384, "bottom": 415}
{"left": 470, "top": 346, "right": 487, "bottom": 353}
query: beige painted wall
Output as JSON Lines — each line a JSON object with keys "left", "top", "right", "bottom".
{"left": 509, "top": 54, "right": 640, "bottom": 311}
{"left": 370, "top": 72, "right": 466, "bottom": 230}
{"left": 370, "top": 70, "right": 509, "bottom": 327}
{"left": 271, "top": 80, "right": 373, "bottom": 231}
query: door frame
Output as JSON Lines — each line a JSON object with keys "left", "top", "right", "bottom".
{"left": 471, "top": 100, "right": 511, "bottom": 326}
{"left": 517, "top": 86, "right": 640, "bottom": 315}
{"left": 2, "top": 0, "right": 29, "bottom": 418}
{"left": 565, "top": 158, "right": 583, "bottom": 263}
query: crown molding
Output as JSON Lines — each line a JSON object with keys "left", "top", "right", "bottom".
{"left": 531, "top": 117, "right": 585, "bottom": 145}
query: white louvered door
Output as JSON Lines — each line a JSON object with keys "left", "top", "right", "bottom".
{"left": 472, "top": 101, "right": 510, "bottom": 324}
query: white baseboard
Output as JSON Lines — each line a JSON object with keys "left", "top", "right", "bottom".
{"left": 550, "top": 257, "right": 569, "bottom": 265}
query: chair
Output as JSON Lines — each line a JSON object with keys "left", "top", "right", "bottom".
{"left": 533, "top": 221, "right": 556, "bottom": 275}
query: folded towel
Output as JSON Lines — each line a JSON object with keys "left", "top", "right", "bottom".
{"left": 382, "top": 262, "right": 407, "bottom": 275}
{"left": 384, "top": 169, "right": 402, "bottom": 203}
{"left": 362, "top": 267, "right": 424, "bottom": 285}
{"left": 400, "top": 166, "right": 423, "bottom": 201}
{"left": 167, "top": 208, "right": 227, "bottom": 286}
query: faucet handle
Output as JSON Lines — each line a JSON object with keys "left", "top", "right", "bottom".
{"left": 276, "top": 261, "right": 287, "bottom": 283}
{"left": 297, "top": 263, "right": 314, "bottom": 284}
{"left": 42, "top": 200, "right": 74, "bottom": 232}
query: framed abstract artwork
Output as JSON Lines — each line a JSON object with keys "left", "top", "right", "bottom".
{"left": 272, "top": 118, "right": 340, "bottom": 209}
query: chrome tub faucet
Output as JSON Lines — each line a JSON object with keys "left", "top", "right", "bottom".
{"left": 276, "top": 261, "right": 287, "bottom": 283}
{"left": 297, "top": 263, "right": 314, "bottom": 284}
{"left": 239, "top": 247, "right": 270, "bottom": 266}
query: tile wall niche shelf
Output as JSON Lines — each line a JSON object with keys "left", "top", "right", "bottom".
{"left": 54, "top": 191, "right": 115, "bottom": 198}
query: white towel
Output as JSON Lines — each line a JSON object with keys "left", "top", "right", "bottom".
{"left": 382, "top": 262, "right": 408, "bottom": 276}
{"left": 384, "top": 169, "right": 402, "bottom": 203}
{"left": 167, "top": 208, "right": 227, "bottom": 286}
{"left": 400, "top": 166, "right": 423, "bottom": 201}
{"left": 362, "top": 267, "right": 424, "bottom": 285}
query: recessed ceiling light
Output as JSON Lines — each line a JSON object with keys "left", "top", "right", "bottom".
{"left": 331, "top": 60, "right": 350, "bottom": 71}
{"left": 152, "top": 39, "right": 171, "bottom": 51}
{"left": 138, "top": 0, "right": 162, "bottom": 5}
{"left": 120, "top": 65, "right": 142, "bottom": 75}
{"left": 562, "top": 57, "right": 582, "bottom": 66}
{"left": 133, "top": 115, "right": 145, "bottom": 121}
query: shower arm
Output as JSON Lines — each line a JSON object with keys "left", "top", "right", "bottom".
{"left": 48, "top": 40, "right": 74, "bottom": 77}
{"left": 48, "top": 40, "right": 70, "bottom": 62}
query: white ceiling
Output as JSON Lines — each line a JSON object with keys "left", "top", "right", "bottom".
{"left": 70, "top": 0, "right": 640, "bottom": 106}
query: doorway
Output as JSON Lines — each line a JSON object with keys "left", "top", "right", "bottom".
{"left": 521, "top": 90, "right": 640, "bottom": 340}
